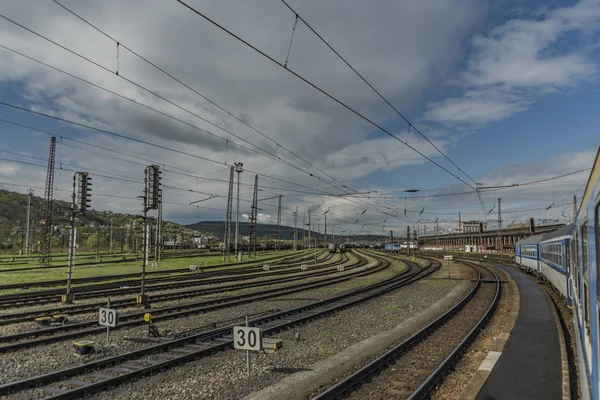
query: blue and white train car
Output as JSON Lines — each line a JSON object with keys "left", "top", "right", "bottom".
{"left": 570, "top": 148, "right": 600, "bottom": 400}
{"left": 540, "top": 224, "right": 575, "bottom": 304}
{"left": 515, "top": 233, "right": 545, "bottom": 275}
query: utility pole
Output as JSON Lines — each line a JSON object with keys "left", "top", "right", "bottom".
{"left": 109, "top": 218, "right": 114, "bottom": 254}
{"left": 293, "top": 206, "right": 298, "bottom": 251}
{"left": 436, "top": 219, "right": 439, "bottom": 248}
{"left": 407, "top": 226, "right": 410, "bottom": 256}
{"left": 24, "top": 188, "right": 33, "bottom": 254}
{"left": 64, "top": 172, "right": 91, "bottom": 303}
{"left": 249, "top": 175, "right": 258, "bottom": 258}
{"left": 308, "top": 213, "right": 311, "bottom": 251}
{"left": 96, "top": 224, "right": 100, "bottom": 259}
{"left": 573, "top": 195, "right": 577, "bottom": 220}
{"left": 324, "top": 214, "right": 327, "bottom": 243}
{"left": 496, "top": 198, "right": 502, "bottom": 253}
{"left": 458, "top": 212, "right": 462, "bottom": 233}
{"left": 40, "top": 136, "right": 56, "bottom": 265}
{"left": 302, "top": 214, "right": 306, "bottom": 248}
{"left": 234, "top": 162, "right": 243, "bottom": 261}
{"left": 156, "top": 197, "right": 163, "bottom": 261}
{"left": 276, "top": 195, "right": 282, "bottom": 252}
{"left": 224, "top": 166, "right": 234, "bottom": 262}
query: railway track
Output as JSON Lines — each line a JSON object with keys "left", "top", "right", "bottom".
{"left": 0, "top": 250, "right": 315, "bottom": 293}
{"left": 0, "top": 251, "right": 330, "bottom": 309}
{"left": 0, "top": 251, "right": 376, "bottom": 352}
{"left": 0, "top": 252, "right": 345, "bottom": 324}
{"left": 0, "top": 250, "right": 224, "bottom": 273}
{"left": 0, "top": 251, "right": 438, "bottom": 399}
{"left": 312, "top": 259, "right": 500, "bottom": 400}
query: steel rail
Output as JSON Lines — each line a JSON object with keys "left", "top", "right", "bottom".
{"left": 0, "top": 252, "right": 379, "bottom": 351}
{"left": 0, "top": 252, "right": 346, "bottom": 324}
{"left": 0, "top": 251, "right": 435, "bottom": 398}
{"left": 0, "top": 250, "right": 333, "bottom": 309}
{"left": 312, "top": 260, "right": 500, "bottom": 400}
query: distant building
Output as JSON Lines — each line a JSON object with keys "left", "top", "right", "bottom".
{"left": 461, "top": 221, "right": 487, "bottom": 233}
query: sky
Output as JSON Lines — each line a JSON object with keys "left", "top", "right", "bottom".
{"left": 0, "top": 0, "right": 598, "bottom": 237}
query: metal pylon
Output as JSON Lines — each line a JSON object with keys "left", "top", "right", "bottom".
{"left": 496, "top": 198, "right": 502, "bottom": 252}
{"left": 276, "top": 195, "right": 282, "bottom": 252}
{"left": 40, "top": 136, "right": 56, "bottom": 265}
{"left": 249, "top": 175, "right": 258, "bottom": 258}
{"left": 156, "top": 193, "right": 163, "bottom": 261}
{"left": 224, "top": 166, "right": 234, "bottom": 262}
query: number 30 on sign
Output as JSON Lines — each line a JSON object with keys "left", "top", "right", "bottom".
{"left": 98, "top": 307, "right": 118, "bottom": 328}
{"left": 233, "top": 326, "right": 262, "bottom": 351}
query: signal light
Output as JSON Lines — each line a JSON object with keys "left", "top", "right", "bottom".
{"left": 76, "top": 172, "right": 91, "bottom": 213}
{"left": 146, "top": 165, "right": 162, "bottom": 210}
{"left": 479, "top": 222, "right": 483, "bottom": 234}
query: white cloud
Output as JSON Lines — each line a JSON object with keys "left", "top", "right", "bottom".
{"left": 0, "top": 163, "right": 20, "bottom": 176}
{"left": 425, "top": 0, "right": 600, "bottom": 126}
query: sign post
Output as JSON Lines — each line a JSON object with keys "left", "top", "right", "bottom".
{"left": 99, "top": 299, "right": 118, "bottom": 344}
{"left": 233, "top": 317, "right": 262, "bottom": 377}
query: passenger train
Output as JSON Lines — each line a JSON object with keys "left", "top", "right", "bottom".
{"left": 515, "top": 148, "right": 600, "bottom": 400}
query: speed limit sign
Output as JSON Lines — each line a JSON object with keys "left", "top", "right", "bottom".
{"left": 233, "top": 326, "right": 262, "bottom": 351}
{"left": 99, "top": 307, "right": 118, "bottom": 328}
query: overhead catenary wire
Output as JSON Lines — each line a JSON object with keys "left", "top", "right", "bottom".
{"left": 278, "top": 0, "right": 479, "bottom": 187}
{"left": 174, "top": 0, "right": 477, "bottom": 192}
{"left": 50, "top": 0, "right": 369, "bottom": 198}
{"left": 0, "top": 14, "right": 359, "bottom": 199}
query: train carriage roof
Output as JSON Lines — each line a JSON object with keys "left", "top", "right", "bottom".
{"left": 541, "top": 224, "right": 575, "bottom": 242}
{"left": 516, "top": 233, "right": 545, "bottom": 246}
{"left": 578, "top": 146, "right": 600, "bottom": 220}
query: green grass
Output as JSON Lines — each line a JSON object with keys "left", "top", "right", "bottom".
{"left": 0, "top": 251, "right": 306, "bottom": 292}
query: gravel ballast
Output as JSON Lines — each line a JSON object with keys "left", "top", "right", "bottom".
{"left": 0, "top": 252, "right": 385, "bottom": 385}
{"left": 96, "top": 272, "right": 464, "bottom": 399}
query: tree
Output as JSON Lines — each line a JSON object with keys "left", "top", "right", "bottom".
{"left": 87, "top": 233, "right": 108, "bottom": 250}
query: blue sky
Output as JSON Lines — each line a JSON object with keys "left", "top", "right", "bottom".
{"left": 0, "top": 0, "right": 598, "bottom": 234}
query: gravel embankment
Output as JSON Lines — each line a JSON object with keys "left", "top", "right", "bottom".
{"left": 432, "top": 263, "right": 512, "bottom": 399}
{"left": 96, "top": 273, "right": 462, "bottom": 399}
{"left": 346, "top": 282, "right": 496, "bottom": 399}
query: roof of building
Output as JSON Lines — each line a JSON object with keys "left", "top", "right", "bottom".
{"left": 516, "top": 233, "right": 546, "bottom": 246}
{"left": 541, "top": 224, "right": 574, "bottom": 242}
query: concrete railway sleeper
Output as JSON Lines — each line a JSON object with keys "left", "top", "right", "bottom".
{"left": 0, "top": 251, "right": 336, "bottom": 310}
{"left": 312, "top": 260, "right": 501, "bottom": 400}
{"left": 0, "top": 252, "right": 349, "bottom": 325}
{"left": 0, "top": 252, "right": 439, "bottom": 399}
{"left": 0, "top": 251, "right": 384, "bottom": 352}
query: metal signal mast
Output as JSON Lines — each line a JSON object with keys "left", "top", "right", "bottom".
{"left": 249, "top": 175, "right": 258, "bottom": 258}
{"left": 496, "top": 198, "right": 502, "bottom": 252}
{"left": 223, "top": 166, "right": 234, "bottom": 262}
{"left": 138, "top": 165, "right": 161, "bottom": 308}
{"left": 40, "top": 136, "right": 56, "bottom": 265}
{"left": 63, "top": 172, "right": 92, "bottom": 303}
{"left": 276, "top": 195, "right": 282, "bottom": 252}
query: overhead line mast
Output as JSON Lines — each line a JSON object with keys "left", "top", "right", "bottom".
{"left": 40, "top": 136, "right": 56, "bottom": 265}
